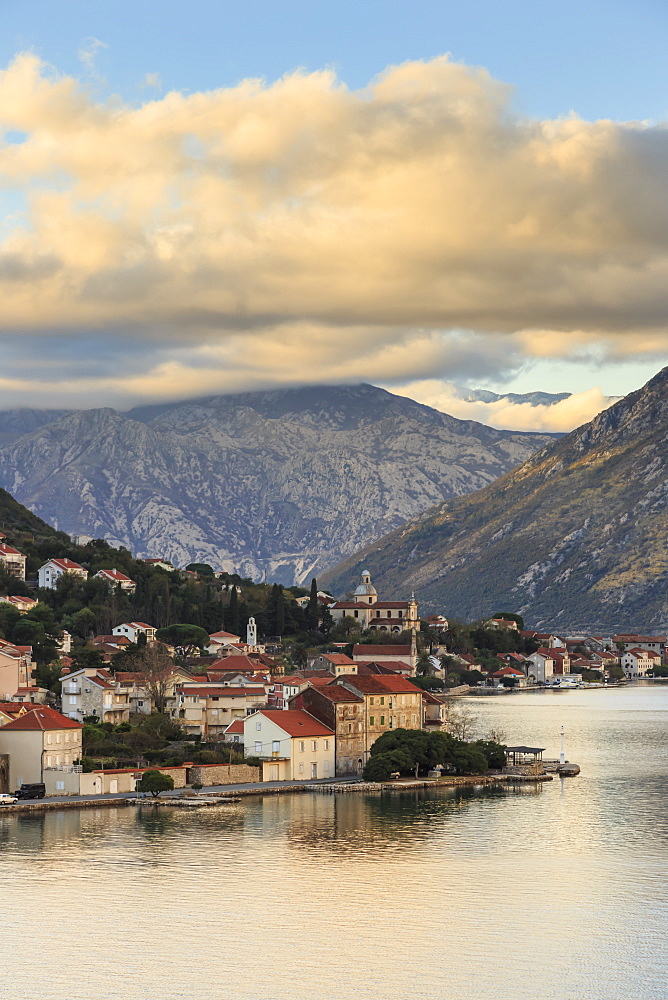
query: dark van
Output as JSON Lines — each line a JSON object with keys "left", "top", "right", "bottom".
{"left": 16, "top": 783, "right": 46, "bottom": 799}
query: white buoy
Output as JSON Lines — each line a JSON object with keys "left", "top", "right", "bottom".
{"left": 559, "top": 724, "right": 565, "bottom": 765}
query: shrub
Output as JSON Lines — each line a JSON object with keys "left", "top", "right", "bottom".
{"left": 138, "top": 770, "right": 175, "bottom": 797}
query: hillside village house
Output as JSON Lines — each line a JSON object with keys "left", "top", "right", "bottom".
{"left": 620, "top": 648, "right": 659, "bottom": 678}
{"left": 0, "top": 706, "right": 83, "bottom": 793}
{"left": 0, "top": 537, "right": 26, "bottom": 580}
{"left": 112, "top": 622, "right": 157, "bottom": 643}
{"left": 329, "top": 570, "right": 419, "bottom": 634}
{"left": 0, "top": 595, "right": 38, "bottom": 613}
{"left": 308, "top": 652, "right": 358, "bottom": 676}
{"left": 0, "top": 639, "right": 33, "bottom": 700}
{"left": 38, "top": 558, "right": 88, "bottom": 589}
{"left": 243, "top": 710, "right": 335, "bottom": 781}
{"left": 142, "top": 558, "right": 174, "bottom": 571}
{"left": 206, "top": 630, "right": 241, "bottom": 655}
{"left": 174, "top": 684, "right": 268, "bottom": 736}
{"left": 95, "top": 568, "right": 136, "bottom": 592}
{"left": 60, "top": 667, "right": 131, "bottom": 724}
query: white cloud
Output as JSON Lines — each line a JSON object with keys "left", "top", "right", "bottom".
{"left": 0, "top": 52, "right": 667, "bottom": 417}
{"left": 77, "top": 37, "right": 108, "bottom": 73}
{"left": 391, "top": 379, "right": 618, "bottom": 432}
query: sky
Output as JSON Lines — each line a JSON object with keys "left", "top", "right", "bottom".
{"left": 1, "top": 0, "right": 668, "bottom": 431}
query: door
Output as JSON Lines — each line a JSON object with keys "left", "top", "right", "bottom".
{"left": 110, "top": 779, "right": 118, "bottom": 794}
{"left": 92, "top": 777, "right": 102, "bottom": 795}
{"left": 311, "top": 763, "right": 317, "bottom": 779}
{"left": 270, "top": 764, "right": 279, "bottom": 780}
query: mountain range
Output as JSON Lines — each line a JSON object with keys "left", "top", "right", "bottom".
{"left": 321, "top": 367, "right": 668, "bottom": 633}
{"left": 0, "top": 385, "right": 552, "bottom": 585}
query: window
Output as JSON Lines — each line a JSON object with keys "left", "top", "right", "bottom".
{"left": 272, "top": 741, "right": 280, "bottom": 752}
{"left": 380, "top": 716, "right": 385, "bottom": 725}
{"left": 348, "top": 724, "right": 352, "bottom": 733}
{"left": 256, "top": 719, "right": 261, "bottom": 730}
{"left": 380, "top": 697, "right": 385, "bottom": 705}
{"left": 56, "top": 733, "right": 62, "bottom": 743}
{"left": 369, "top": 716, "right": 375, "bottom": 725}
{"left": 56, "top": 781, "right": 65, "bottom": 791}
{"left": 325, "top": 740, "right": 330, "bottom": 750}
{"left": 299, "top": 741, "right": 305, "bottom": 752}
{"left": 47, "top": 734, "right": 53, "bottom": 744}
{"left": 255, "top": 741, "right": 262, "bottom": 753}
{"left": 298, "top": 762, "right": 304, "bottom": 773}
{"left": 370, "top": 697, "right": 375, "bottom": 705}
{"left": 69, "top": 696, "right": 76, "bottom": 705}
{"left": 311, "top": 740, "right": 317, "bottom": 752}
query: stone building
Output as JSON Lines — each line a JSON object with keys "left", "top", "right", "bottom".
{"left": 291, "top": 683, "right": 366, "bottom": 776}
{"left": 329, "top": 570, "right": 419, "bottom": 634}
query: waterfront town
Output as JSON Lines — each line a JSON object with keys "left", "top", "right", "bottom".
{"left": 0, "top": 534, "right": 664, "bottom": 801}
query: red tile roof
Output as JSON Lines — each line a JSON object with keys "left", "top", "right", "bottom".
{"left": 49, "top": 558, "right": 86, "bottom": 571}
{"left": 209, "top": 655, "right": 259, "bottom": 672}
{"left": 0, "top": 706, "right": 82, "bottom": 731}
{"left": 320, "top": 653, "right": 355, "bottom": 664}
{"left": 224, "top": 719, "right": 245, "bottom": 734}
{"left": 97, "top": 569, "right": 134, "bottom": 583}
{"left": 309, "top": 684, "right": 363, "bottom": 704}
{"left": 255, "top": 710, "right": 334, "bottom": 738}
{"left": 344, "top": 675, "right": 422, "bottom": 695}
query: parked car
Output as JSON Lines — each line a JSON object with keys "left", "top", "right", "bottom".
{"left": 0, "top": 793, "right": 18, "bottom": 805}
{"left": 15, "top": 783, "right": 46, "bottom": 799}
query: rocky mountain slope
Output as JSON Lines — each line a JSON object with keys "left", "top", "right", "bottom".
{"left": 321, "top": 368, "right": 668, "bottom": 632}
{"left": 0, "top": 385, "right": 551, "bottom": 584}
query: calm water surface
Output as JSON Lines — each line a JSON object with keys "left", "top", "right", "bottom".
{"left": 1, "top": 685, "right": 667, "bottom": 1000}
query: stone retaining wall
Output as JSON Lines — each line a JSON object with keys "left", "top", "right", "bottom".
{"left": 187, "top": 763, "right": 260, "bottom": 786}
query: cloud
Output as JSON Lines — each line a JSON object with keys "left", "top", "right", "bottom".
{"left": 77, "top": 37, "right": 108, "bottom": 73}
{"left": 0, "top": 52, "right": 667, "bottom": 415}
{"left": 390, "top": 379, "right": 618, "bottom": 432}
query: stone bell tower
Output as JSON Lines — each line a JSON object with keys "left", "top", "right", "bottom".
{"left": 247, "top": 616, "right": 257, "bottom": 647}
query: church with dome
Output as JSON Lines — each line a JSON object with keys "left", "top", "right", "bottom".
{"left": 329, "top": 571, "right": 419, "bottom": 633}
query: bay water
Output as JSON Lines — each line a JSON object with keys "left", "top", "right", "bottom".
{"left": 1, "top": 685, "right": 666, "bottom": 999}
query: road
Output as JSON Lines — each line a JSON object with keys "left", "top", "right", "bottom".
{"left": 5, "top": 776, "right": 358, "bottom": 808}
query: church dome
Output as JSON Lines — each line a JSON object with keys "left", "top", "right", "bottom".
{"left": 354, "top": 570, "right": 377, "bottom": 597}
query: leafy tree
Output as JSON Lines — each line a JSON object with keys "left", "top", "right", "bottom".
{"left": 70, "top": 646, "right": 107, "bottom": 671}
{"left": 461, "top": 669, "right": 485, "bottom": 686}
{"left": 186, "top": 563, "right": 215, "bottom": 577}
{"left": 122, "top": 644, "right": 176, "bottom": 713}
{"left": 138, "top": 770, "right": 175, "bottom": 797}
{"left": 474, "top": 739, "right": 506, "bottom": 769}
{"left": 155, "top": 623, "right": 210, "bottom": 655}
{"left": 491, "top": 611, "right": 525, "bottom": 630}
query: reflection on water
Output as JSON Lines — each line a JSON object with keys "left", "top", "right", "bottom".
{"left": 1, "top": 686, "right": 667, "bottom": 1000}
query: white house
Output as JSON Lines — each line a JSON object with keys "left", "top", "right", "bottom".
{"left": 620, "top": 648, "right": 658, "bottom": 678}
{"left": 243, "top": 709, "right": 335, "bottom": 781}
{"left": 112, "top": 621, "right": 157, "bottom": 643}
{"left": 38, "top": 558, "right": 88, "bottom": 590}
{"left": 95, "top": 568, "right": 136, "bottom": 592}
{"left": 527, "top": 650, "right": 555, "bottom": 684}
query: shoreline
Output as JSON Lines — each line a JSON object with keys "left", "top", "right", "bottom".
{"left": 0, "top": 772, "right": 552, "bottom": 813}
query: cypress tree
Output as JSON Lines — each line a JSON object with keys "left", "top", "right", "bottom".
{"left": 275, "top": 588, "right": 285, "bottom": 636}
{"left": 307, "top": 577, "right": 320, "bottom": 631}
{"left": 228, "top": 586, "right": 240, "bottom": 635}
